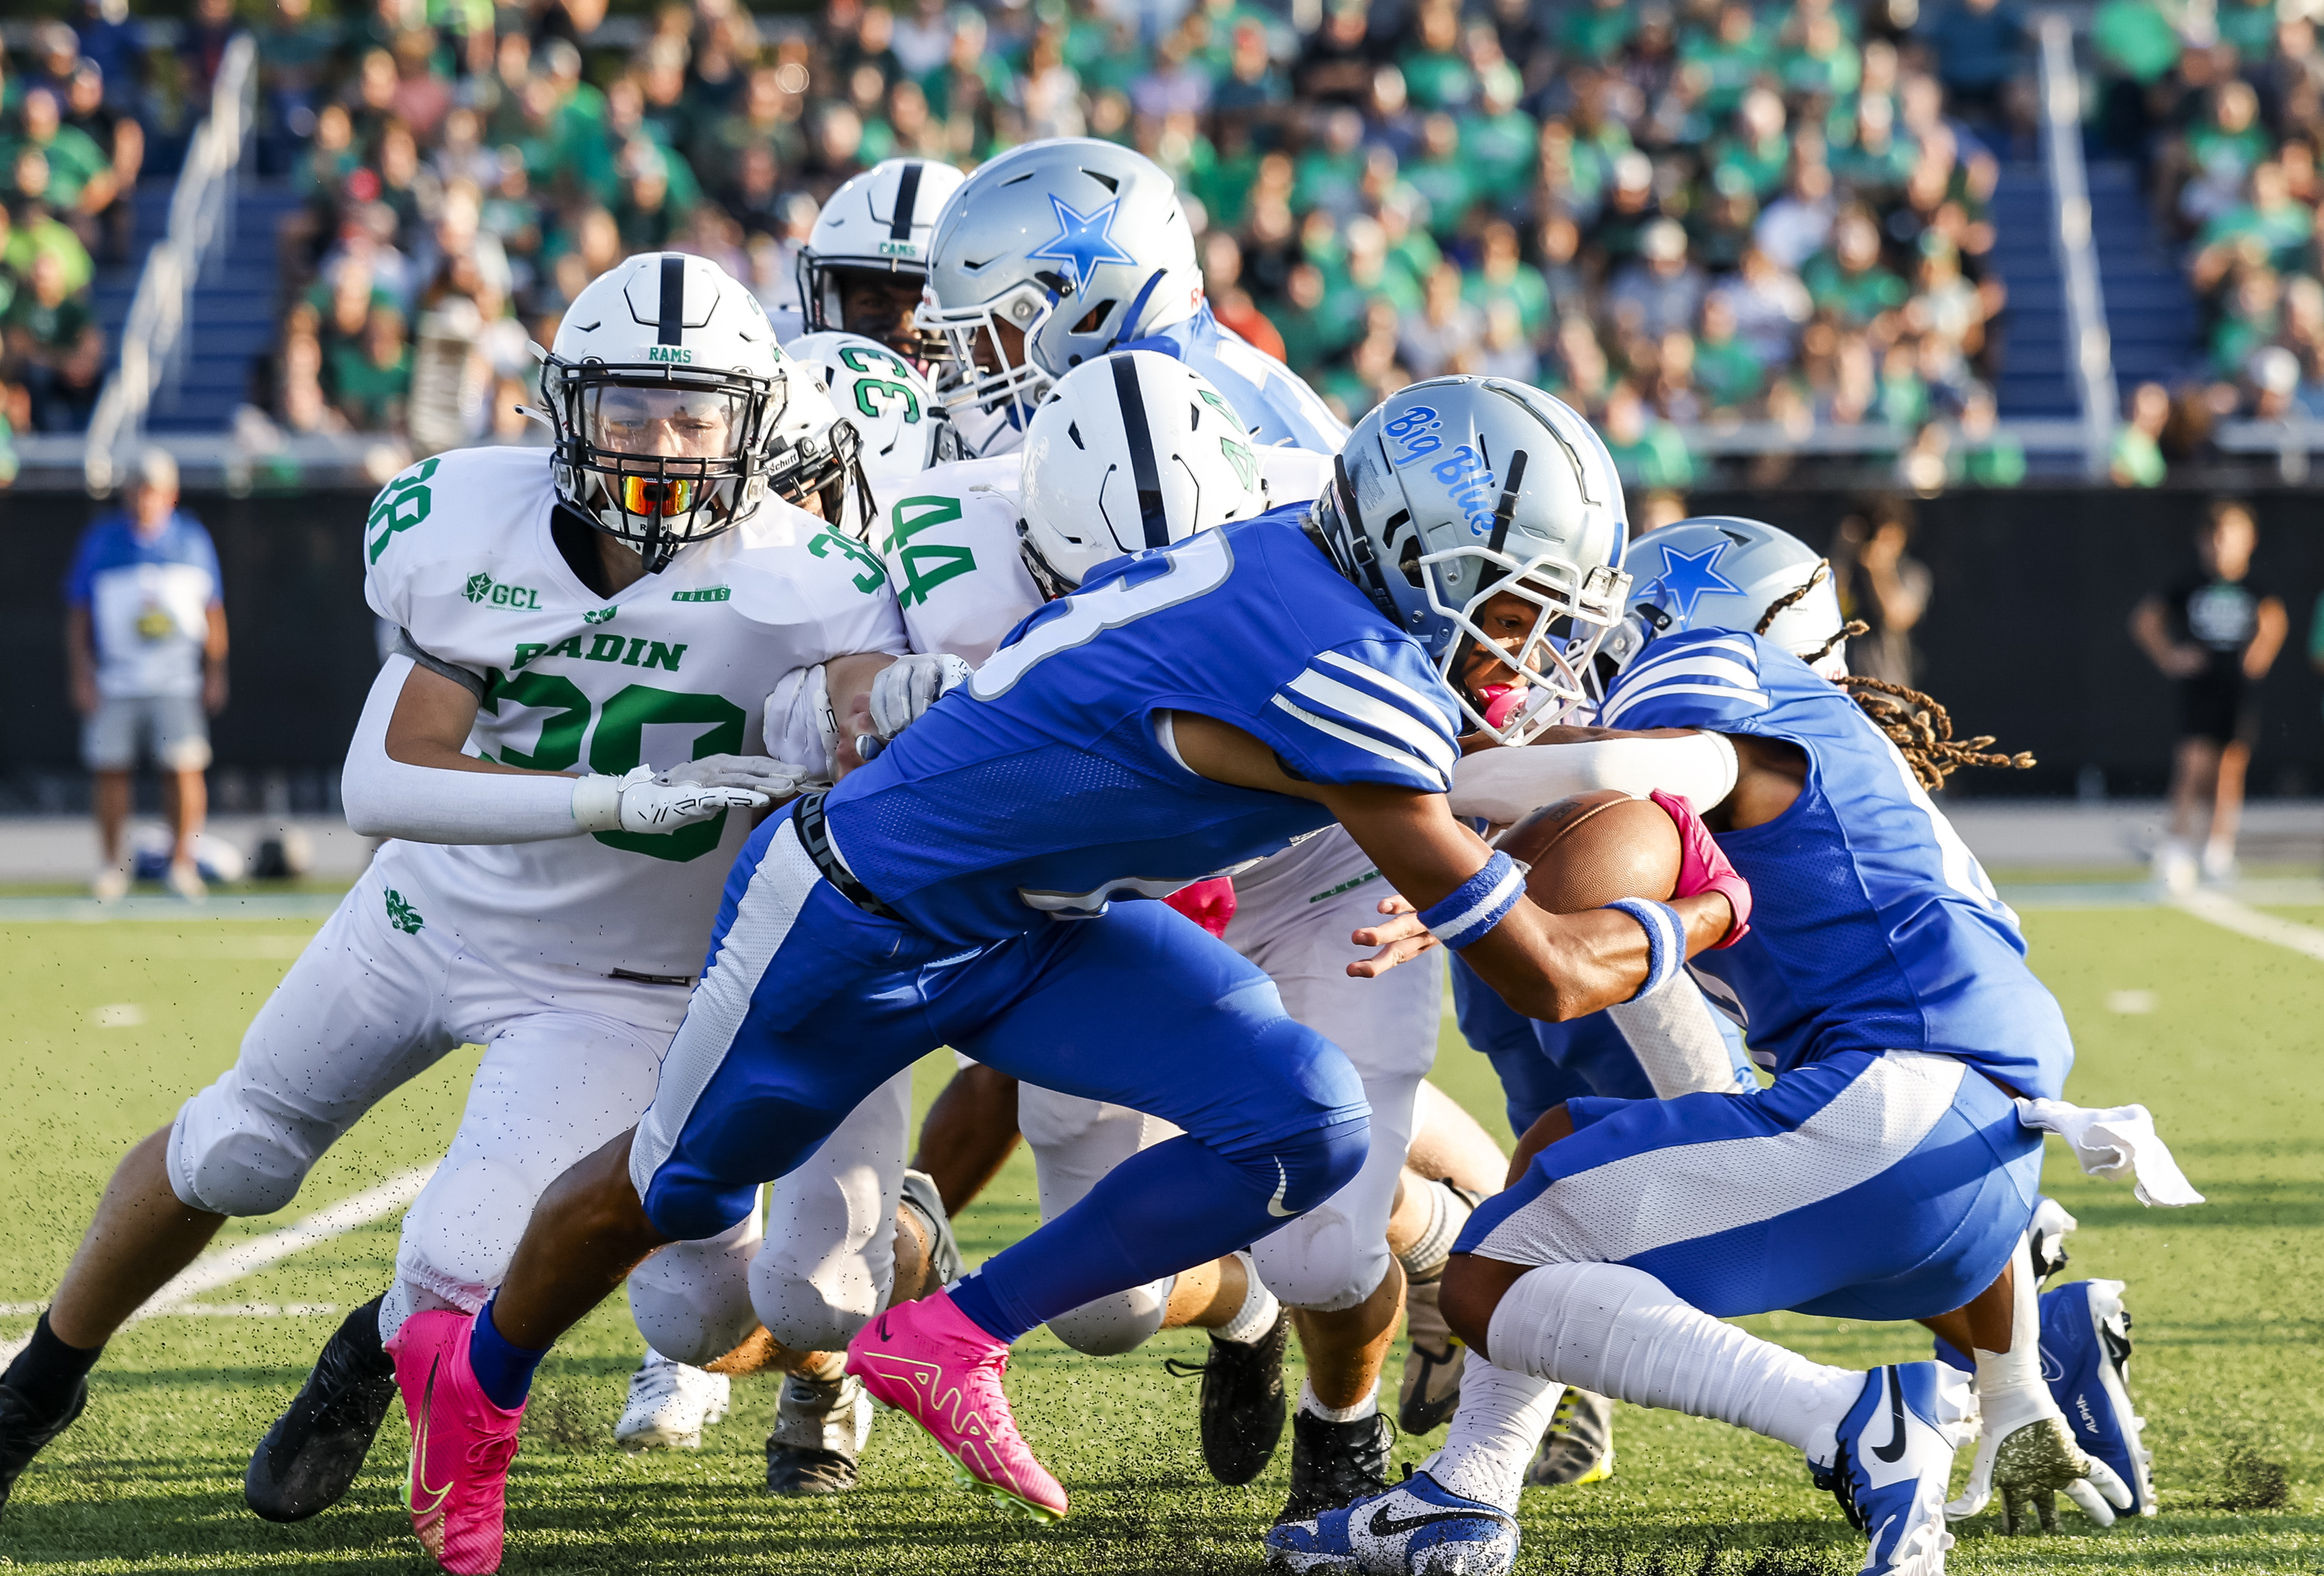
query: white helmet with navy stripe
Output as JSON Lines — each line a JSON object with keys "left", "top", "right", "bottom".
{"left": 1309, "top": 376, "right": 1631, "bottom": 741}
{"left": 542, "top": 252, "right": 857, "bottom": 569}
{"left": 783, "top": 330, "right": 962, "bottom": 528}
{"left": 1016, "top": 350, "right": 1267, "bottom": 596}
{"left": 1604, "top": 517, "right": 1850, "bottom": 681}
{"left": 798, "top": 157, "right": 966, "bottom": 355}
{"left": 920, "top": 138, "right": 1203, "bottom": 427}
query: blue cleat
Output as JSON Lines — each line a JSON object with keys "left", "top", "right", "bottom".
{"left": 2041, "top": 1279, "right": 2155, "bottom": 1519}
{"left": 1263, "top": 1469, "right": 1517, "bottom": 1575}
{"left": 1824, "top": 1363, "right": 1975, "bottom": 1576}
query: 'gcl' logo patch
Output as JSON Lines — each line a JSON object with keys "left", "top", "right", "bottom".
{"left": 464, "top": 573, "right": 543, "bottom": 610}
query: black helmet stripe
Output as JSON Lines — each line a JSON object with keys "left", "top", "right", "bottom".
{"left": 1111, "top": 355, "right": 1169, "bottom": 548}
{"left": 890, "top": 161, "right": 924, "bottom": 242}
{"left": 658, "top": 255, "right": 686, "bottom": 346}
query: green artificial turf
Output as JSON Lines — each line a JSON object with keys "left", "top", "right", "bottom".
{"left": 0, "top": 905, "right": 2315, "bottom": 1573}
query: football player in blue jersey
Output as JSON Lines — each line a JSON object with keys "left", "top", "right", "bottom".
{"left": 366, "top": 377, "right": 1758, "bottom": 1574}
{"left": 1272, "top": 517, "right": 2195, "bottom": 1576}
{"left": 917, "top": 137, "right": 1349, "bottom": 459}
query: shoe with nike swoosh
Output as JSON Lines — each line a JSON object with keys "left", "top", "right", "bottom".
{"left": 385, "top": 1310, "right": 524, "bottom": 1575}
{"left": 1826, "top": 1363, "right": 1974, "bottom": 1576}
{"left": 1263, "top": 1468, "right": 1517, "bottom": 1574}
{"left": 2040, "top": 1279, "right": 2155, "bottom": 1520}
{"left": 844, "top": 1287, "right": 1067, "bottom": 1522}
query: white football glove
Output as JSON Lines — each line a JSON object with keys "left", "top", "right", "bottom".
{"left": 655, "top": 753, "right": 812, "bottom": 799}
{"left": 862, "top": 653, "right": 972, "bottom": 754}
{"left": 763, "top": 665, "right": 842, "bottom": 788}
{"left": 571, "top": 765, "right": 769, "bottom": 834}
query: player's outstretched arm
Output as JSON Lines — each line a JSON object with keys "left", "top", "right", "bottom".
{"left": 342, "top": 655, "right": 782, "bottom": 843}
{"left": 1168, "top": 712, "right": 1738, "bottom": 1021}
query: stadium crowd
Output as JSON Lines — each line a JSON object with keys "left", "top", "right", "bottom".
{"left": 5, "top": 0, "right": 2320, "bottom": 489}
{"left": 0, "top": 0, "right": 2044, "bottom": 489}
{"left": 2090, "top": 0, "right": 2324, "bottom": 482}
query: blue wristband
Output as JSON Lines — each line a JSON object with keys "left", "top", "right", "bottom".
{"left": 1418, "top": 851, "right": 1525, "bottom": 950}
{"left": 1604, "top": 897, "right": 1685, "bottom": 1002}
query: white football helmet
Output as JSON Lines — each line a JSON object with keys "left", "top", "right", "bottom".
{"left": 1017, "top": 351, "right": 1267, "bottom": 596}
{"left": 797, "top": 157, "right": 967, "bottom": 360}
{"left": 1309, "top": 376, "right": 1631, "bottom": 742}
{"left": 541, "top": 252, "right": 857, "bottom": 569}
{"left": 1604, "top": 517, "right": 1851, "bottom": 680}
{"left": 921, "top": 138, "right": 1203, "bottom": 427}
{"left": 784, "top": 330, "right": 963, "bottom": 530}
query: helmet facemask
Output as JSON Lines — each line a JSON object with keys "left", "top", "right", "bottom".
{"left": 544, "top": 359, "right": 781, "bottom": 572}
{"left": 1422, "top": 538, "right": 1629, "bottom": 742}
{"left": 799, "top": 255, "right": 947, "bottom": 367}
{"left": 921, "top": 278, "right": 1057, "bottom": 427}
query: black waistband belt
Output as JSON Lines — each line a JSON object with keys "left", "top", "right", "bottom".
{"left": 794, "top": 791, "right": 898, "bottom": 919}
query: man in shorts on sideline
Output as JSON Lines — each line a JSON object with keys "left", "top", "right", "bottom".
{"left": 63, "top": 445, "right": 230, "bottom": 901}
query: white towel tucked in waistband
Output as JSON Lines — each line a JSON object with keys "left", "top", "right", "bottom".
{"left": 2014, "top": 1098, "right": 2205, "bottom": 1207}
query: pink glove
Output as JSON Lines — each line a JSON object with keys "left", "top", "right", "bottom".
{"left": 1164, "top": 877, "right": 1238, "bottom": 939}
{"left": 1649, "top": 790, "right": 1752, "bottom": 949}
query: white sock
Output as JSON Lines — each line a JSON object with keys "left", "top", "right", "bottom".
{"left": 1422, "top": 1356, "right": 1562, "bottom": 1512}
{"left": 1395, "top": 1179, "right": 1464, "bottom": 1283}
{"left": 1215, "top": 1251, "right": 1281, "bottom": 1346}
{"left": 377, "top": 1278, "right": 460, "bottom": 1345}
{"left": 1486, "top": 1262, "right": 1862, "bottom": 1466}
{"left": 1972, "top": 1240, "right": 2047, "bottom": 1415}
{"left": 1299, "top": 1375, "right": 1379, "bottom": 1423}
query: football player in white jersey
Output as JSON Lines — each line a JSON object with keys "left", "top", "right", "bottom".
{"left": 919, "top": 138, "right": 1348, "bottom": 460}
{"left": 778, "top": 157, "right": 965, "bottom": 367}
{"left": 0, "top": 253, "right": 927, "bottom": 1524}
{"left": 783, "top": 331, "right": 963, "bottom": 529}
{"left": 624, "top": 353, "right": 1515, "bottom": 1523}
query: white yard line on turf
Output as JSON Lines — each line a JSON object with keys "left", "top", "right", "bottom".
{"left": 2169, "top": 888, "right": 2324, "bottom": 962}
{"left": 0, "top": 1166, "right": 433, "bottom": 1361}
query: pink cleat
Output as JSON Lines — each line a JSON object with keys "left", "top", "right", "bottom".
{"left": 845, "top": 1288, "right": 1067, "bottom": 1522}
{"left": 385, "top": 1310, "right": 525, "bottom": 1574}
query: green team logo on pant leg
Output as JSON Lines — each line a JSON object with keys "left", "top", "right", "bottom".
{"left": 384, "top": 888, "right": 425, "bottom": 935}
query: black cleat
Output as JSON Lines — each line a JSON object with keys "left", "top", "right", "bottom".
{"left": 1164, "top": 1308, "right": 1288, "bottom": 1485}
{"left": 898, "top": 1168, "right": 963, "bottom": 1287}
{"left": 1274, "top": 1406, "right": 1394, "bottom": 1525}
{"left": 766, "top": 1443, "right": 859, "bottom": 1495}
{"left": 243, "top": 1296, "right": 397, "bottom": 1522}
{"left": 0, "top": 1377, "right": 88, "bottom": 1511}
{"left": 765, "top": 1370, "right": 870, "bottom": 1497}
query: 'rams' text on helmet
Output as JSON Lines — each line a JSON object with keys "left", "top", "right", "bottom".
{"left": 541, "top": 252, "right": 859, "bottom": 570}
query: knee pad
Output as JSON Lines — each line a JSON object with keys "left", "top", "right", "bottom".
{"left": 627, "top": 1214, "right": 763, "bottom": 1367}
{"left": 394, "top": 1155, "right": 540, "bottom": 1313}
{"left": 750, "top": 1239, "right": 885, "bottom": 1354}
{"left": 167, "top": 1073, "right": 337, "bottom": 1217}
{"left": 1043, "top": 1278, "right": 1171, "bottom": 1357}
{"left": 1251, "top": 1206, "right": 1389, "bottom": 1313}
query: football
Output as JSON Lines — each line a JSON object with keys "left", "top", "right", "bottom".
{"left": 1495, "top": 789, "right": 1683, "bottom": 913}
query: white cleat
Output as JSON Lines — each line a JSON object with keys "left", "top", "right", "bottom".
{"left": 613, "top": 1348, "right": 731, "bottom": 1451}
{"left": 1826, "top": 1364, "right": 1975, "bottom": 1576}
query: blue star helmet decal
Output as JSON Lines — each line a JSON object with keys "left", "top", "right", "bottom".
{"left": 1026, "top": 194, "right": 1138, "bottom": 295}
{"left": 1641, "top": 541, "right": 1745, "bottom": 622}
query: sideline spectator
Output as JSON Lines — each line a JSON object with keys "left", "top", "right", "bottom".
{"left": 2111, "top": 379, "right": 2171, "bottom": 486}
{"left": 63, "top": 449, "right": 229, "bottom": 903}
{"left": 1831, "top": 501, "right": 1930, "bottom": 687}
{"left": 2133, "top": 501, "right": 2287, "bottom": 888}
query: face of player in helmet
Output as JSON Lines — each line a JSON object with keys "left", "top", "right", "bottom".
{"left": 585, "top": 383, "right": 745, "bottom": 517}
{"left": 963, "top": 314, "right": 1028, "bottom": 378}
{"left": 1452, "top": 585, "right": 1568, "bottom": 731}
{"left": 836, "top": 270, "right": 932, "bottom": 362}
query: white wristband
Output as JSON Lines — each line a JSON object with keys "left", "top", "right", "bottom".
{"left": 570, "top": 772, "right": 626, "bottom": 833}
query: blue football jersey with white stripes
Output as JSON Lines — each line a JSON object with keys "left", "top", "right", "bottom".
{"left": 825, "top": 505, "right": 1462, "bottom": 944}
{"left": 1598, "top": 628, "right": 2074, "bottom": 1100}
